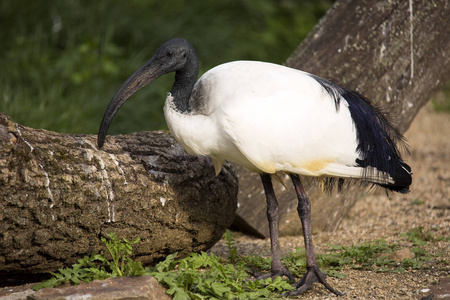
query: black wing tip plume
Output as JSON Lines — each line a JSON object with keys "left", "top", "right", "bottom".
{"left": 309, "top": 74, "right": 413, "bottom": 194}
{"left": 387, "top": 160, "right": 412, "bottom": 194}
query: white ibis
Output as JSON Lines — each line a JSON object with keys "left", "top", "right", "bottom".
{"left": 98, "top": 38, "right": 412, "bottom": 296}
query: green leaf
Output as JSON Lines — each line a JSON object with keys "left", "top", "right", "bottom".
{"left": 210, "top": 281, "right": 231, "bottom": 297}
{"left": 400, "top": 227, "right": 434, "bottom": 246}
{"left": 223, "top": 230, "right": 238, "bottom": 264}
{"left": 152, "top": 252, "right": 178, "bottom": 274}
{"left": 32, "top": 277, "right": 61, "bottom": 291}
{"left": 168, "top": 286, "right": 191, "bottom": 300}
{"left": 325, "top": 269, "right": 346, "bottom": 279}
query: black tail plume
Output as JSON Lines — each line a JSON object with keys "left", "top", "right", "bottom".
{"left": 309, "top": 74, "right": 412, "bottom": 194}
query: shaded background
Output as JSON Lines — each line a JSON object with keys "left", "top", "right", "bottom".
{"left": 0, "top": 0, "right": 334, "bottom": 135}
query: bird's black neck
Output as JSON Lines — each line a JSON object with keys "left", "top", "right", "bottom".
{"left": 170, "top": 48, "right": 199, "bottom": 113}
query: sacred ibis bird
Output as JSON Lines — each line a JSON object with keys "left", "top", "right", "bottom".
{"left": 98, "top": 38, "right": 412, "bottom": 296}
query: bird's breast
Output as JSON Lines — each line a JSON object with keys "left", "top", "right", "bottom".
{"left": 164, "top": 93, "right": 260, "bottom": 173}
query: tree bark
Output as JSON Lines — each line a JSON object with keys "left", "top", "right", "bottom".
{"left": 0, "top": 112, "right": 238, "bottom": 273}
{"left": 234, "top": 0, "right": 450, "bottom": 237}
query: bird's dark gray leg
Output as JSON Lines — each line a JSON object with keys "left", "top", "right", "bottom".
{"left": 258, "top": 173, "right": 295, "bottom": 281}
{"left": 288, "top": 174, "right": 343, "bottom": 296}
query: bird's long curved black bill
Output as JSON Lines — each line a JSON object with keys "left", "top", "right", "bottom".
{"left": 97, "top": 57, "right": 162, "bottom": 147}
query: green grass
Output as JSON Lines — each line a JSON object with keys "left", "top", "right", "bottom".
{"left": 32, "top": 233, "right": 147, "bottom": 290}
{"left": 32, "top": 228, "right": 446, "bottom": 299}
{"left": 151, "top": 252, "right": 294, "bottom": 299}
{"left": 0, "top": 0, "right": 332, "bottom": 135}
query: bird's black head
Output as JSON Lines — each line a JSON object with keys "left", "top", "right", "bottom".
{"left": 152, "top": 38, "right": 192, "bottom": 72}
{"left": 97, "top": 38, "right": 199, "bottom": 147}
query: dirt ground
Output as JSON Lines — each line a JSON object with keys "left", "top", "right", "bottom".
{"left": 211, "top": 103, "right": 449, "bottom": 299}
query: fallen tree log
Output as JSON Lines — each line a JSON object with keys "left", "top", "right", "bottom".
{"left": 0, "top": 112, "right": 238, "bottom": 273}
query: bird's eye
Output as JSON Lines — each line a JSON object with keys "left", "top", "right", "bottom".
{"left": 183, "top": 52, "right": 187, "bottom": 58}
{"left": 166, "top": 51, "right": 173, "bottom": 57}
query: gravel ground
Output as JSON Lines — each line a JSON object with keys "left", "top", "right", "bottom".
{"left": 211, "top": 103, "right": 449, "bottom": 299}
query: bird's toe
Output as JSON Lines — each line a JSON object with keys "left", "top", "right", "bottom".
{"left": 282, "top": 266, "right": 344, "bottom": 297}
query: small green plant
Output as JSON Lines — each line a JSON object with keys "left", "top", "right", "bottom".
{"left": 400, "top": 227, "right": 434, "bottom": 246}
{"left": 223, "top": 229, "right": 238, "bottom": 264}
{"left": 431, "top": 81, "right": 450, "bottom": 113}
{"left": 151, "top": 251, "right": 291, "bottom": 300}
{"left": 32, "top": 233, "right": 147, "bottom": 291}
{"left": 149, "top": 231, "right": 294, "bottom": 300}
{"left": 281, "top": 239, "right": 399, "bottom": 278}
{"left": 326, "top": 239, "right": 399, "bottom": 268}
{"left": 411, "top": 198, "right": 425, "bottom": 205}
{"left": 100, "top": 233, "right": 146, "bottom": 277}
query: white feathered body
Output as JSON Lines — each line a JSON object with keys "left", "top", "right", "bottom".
{"left": 164, "top": 61, "right": 370, "bottom": 181}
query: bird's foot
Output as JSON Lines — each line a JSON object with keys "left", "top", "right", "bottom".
{"left": 282, "top": 265, "right": 344, "bottom": 297}
{"left": 253, "top": 266, "right": 295, "bottom": 282}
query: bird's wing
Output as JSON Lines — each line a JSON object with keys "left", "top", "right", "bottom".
{"left": 216, "top": 70, "right": 361, "bottom": 177}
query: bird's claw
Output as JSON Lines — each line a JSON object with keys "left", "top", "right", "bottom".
{"left": 281, "top": 265, "right": 344, "bottom": 297}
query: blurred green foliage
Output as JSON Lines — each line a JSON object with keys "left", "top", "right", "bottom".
{"left": 0, "top": 0, "right": 332, "bottom": 134}
{"left": 431, "top": 81, "right": 450, "bottom": 113}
